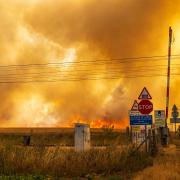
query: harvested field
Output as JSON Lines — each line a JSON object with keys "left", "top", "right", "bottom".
{"left": 0, "top": 128, "right": 129, "bottom": 147}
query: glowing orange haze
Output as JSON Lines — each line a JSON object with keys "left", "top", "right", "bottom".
{"left": 1, "top": 0, "right": 180, "bottom": 128}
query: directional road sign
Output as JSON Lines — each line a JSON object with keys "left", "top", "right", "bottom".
{"left": 130, "top": 115, "right": 152, "bottom": 125}
{"left": 170, "top": 118, "right": 180, "bottom": 123}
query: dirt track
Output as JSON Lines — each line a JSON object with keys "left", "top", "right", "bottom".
{"left": 134, "top": 143, "right": 180, "bottom": 180}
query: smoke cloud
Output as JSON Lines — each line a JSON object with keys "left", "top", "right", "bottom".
{"left": 0, "top": 0, "right": 180, "bottom": 127}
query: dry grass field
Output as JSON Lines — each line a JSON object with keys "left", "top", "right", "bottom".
{"left": 0, "top": 128, "right": 130, "bottom": 147}
{"left": 0, "top": 128, "right": 154, "bottom": 179}
{"left": 1, "top": 128, "right": 180, "bottom": 179}
{"left": 0, "top": 145, "right": 153, "bottom": 179}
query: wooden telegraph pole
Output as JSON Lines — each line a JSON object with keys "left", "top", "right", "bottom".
{"left": 166, "top": 27, "right": 172, "bottom": 125}
{"left": 164, "top": 27, "right": 172, "bottom": 145}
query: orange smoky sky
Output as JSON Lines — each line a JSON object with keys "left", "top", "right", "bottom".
{"left": 0, "top": 0, "right": 180, "bottom": 127}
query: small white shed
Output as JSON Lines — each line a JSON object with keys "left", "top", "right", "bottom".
{"left": 74, "top": 123, "right": 90, "bottom": 151}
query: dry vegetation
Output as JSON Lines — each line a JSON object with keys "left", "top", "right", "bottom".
{"left": 134, "top": 133, "right": 180, "bottom": 180}
{"left": 0, "top": 128, "right": 130, "bottom": 146}
{"left": 0, "top": 128, "right": 154, "bottom": 179}
{"left": 0, "top": 129, "right": 178, "bottom": 180}
{"left": 134, "top": 147, "right": 180, "bottom": 180}
{"left": 0, "top": 145, "right": 152, "bottom": 179}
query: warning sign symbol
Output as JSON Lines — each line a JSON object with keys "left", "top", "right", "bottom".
{"left": 131, "top": 100, "right": 139, "bottom": 111}
{"left": 138, "top": 87, "right": 152, "bottom": 100}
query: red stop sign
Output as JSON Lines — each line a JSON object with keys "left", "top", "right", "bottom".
{"left": 138, "top": 100, "right": 153, "bottom": 114}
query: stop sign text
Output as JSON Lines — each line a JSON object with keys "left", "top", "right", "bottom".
{"left": 138, "top": 100, "right": 153, "bottom": 114}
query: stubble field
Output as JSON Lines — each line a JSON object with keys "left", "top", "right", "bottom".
{"left": 0, "top": 128, "right": 153, "bottom": 180}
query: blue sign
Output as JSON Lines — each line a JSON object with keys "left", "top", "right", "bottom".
{"left": 130, "top": 115, "right": 152, "bottom": 125}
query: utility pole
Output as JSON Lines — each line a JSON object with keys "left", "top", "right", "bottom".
{"left": 166, "top": 27, "right": 172, "bottom": 125}
{"left": 164, "top": 27, "right": 172, "bottom": 145}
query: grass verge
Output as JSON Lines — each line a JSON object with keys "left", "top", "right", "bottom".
{"left": 0, "top": 145, "right": 152, "bottom": 179}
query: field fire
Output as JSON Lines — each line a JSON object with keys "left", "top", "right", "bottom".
{"left": 1, "top": 0, "right": 180, "bottom": 129}
{"left": 1, "top": 0, "right": 180, "bottom": 179}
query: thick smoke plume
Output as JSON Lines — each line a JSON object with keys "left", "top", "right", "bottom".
{"left": 0, "top": 0, "right": 180, "bottom": 127}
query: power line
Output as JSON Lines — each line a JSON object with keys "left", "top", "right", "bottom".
{"left": 0, "top": 63, "right": 179, "bottom": 78}
{"left": 0, "top": 61, "right": 180, "bottom": 75}
{"left": 0, "top": 65, "right": 174, "bottom": 76}
{"left": 0, "top": 73, "right": 180, "bottom": 83}
{"left": 0, "top": 54, "right": 180, "bottom": 70}
{"left": 0, "top": 53, "right": 179, "bottom": 83}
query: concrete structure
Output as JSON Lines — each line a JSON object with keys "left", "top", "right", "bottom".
{"left": 75, "top": 123, "right": 90, "bottom": 151}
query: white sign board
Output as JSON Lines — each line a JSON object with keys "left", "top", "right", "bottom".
{"left": 154, "top": 110, "right": 165, "bottom": 127}
{"left": 129, "top": 110, "right": 141, "bottom": 116}
{"left": 132, "top": 129, "right": 145, "bottom": 146}
{"left": 131, "top": 125, "right": 141, "bottom": 132}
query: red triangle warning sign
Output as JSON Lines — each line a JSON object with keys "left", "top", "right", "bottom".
{"left": 131, "top": 100, "right": 139, "bottom": 111}
{"left": 138, "top": 87, "right": 152, "bottom": 100}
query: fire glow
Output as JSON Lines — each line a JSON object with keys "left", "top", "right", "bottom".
{"left": 91, "top": 119, "right": 129, "bottom": 129}
{"left": 1, "top": 0, "right": 180, "bottom": 128}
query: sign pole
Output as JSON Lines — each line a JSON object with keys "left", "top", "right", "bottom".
{"left": 145, "top": 125, "right": 147, "bottom": 153}
{"left": 175, "top": 118, "right": 176, "bottom": 134}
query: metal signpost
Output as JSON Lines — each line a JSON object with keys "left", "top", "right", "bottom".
{"left": 138, "top": 88, "right": 153, "bottom": 152}
{"left": 129, "top": 87, "right": 153, "bottom": 150}
{"left": 170, "top": 105, "right": 179, "bottom": 134}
